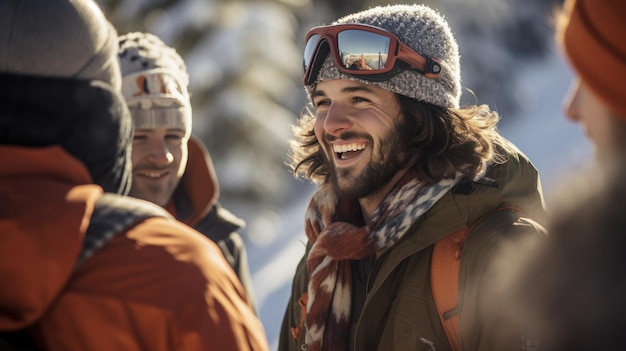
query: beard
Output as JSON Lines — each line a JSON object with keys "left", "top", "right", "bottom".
{"left": 330, "top": 121, "right": 408, "bottom": 200}
{"left": 128, "top": 178, "right": 175, "bottom": 207}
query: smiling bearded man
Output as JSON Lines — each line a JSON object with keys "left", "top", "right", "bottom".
{"left": 278, "top": 4, "right": 549, "bottom": 351}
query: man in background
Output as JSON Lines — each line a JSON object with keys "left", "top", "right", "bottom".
{"left": 0, "top": 1, "right": 268, "bottom": 350}
{"left": 118, "top": 32, "right": 257, "bottom": 311}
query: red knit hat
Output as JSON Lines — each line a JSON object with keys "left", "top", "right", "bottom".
{"left": 560, "top": 0, "right": 626, "bottom": 118}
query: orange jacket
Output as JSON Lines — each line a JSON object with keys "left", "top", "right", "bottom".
{"left": 0, "top": 145, "right": 269, "bottom": 351}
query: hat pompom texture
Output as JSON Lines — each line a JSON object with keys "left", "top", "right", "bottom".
{"left": 310, "top": 4, "right": 461, "bottom": 109}
{"left": 0, "top": 0, "right": 121, "bottom": 89}
{"left": 118, "top": 32, "right": 189, "bottom": 88}
{"left": 118, "top": 32, "right": 192, "bottom": 136}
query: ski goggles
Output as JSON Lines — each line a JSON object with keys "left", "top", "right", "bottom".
{"left": 303, "top": 23, "right": 442, "bottom": 86}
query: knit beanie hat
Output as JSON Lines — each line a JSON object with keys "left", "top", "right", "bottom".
{"left": 0, "top": 0, "right": 121, "bottom": 90}
{"left": 118, "top": 32, "right": 192, "bottom": 138}
{"left": 310, "top": 4, "right": 461, "bottom": 109}
{"left": 560, "top": 0, "right": 626, "bottom": 118}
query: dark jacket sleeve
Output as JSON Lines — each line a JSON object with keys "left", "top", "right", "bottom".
{"left": 217, "top": 231, "right": 258, "bottom": 314}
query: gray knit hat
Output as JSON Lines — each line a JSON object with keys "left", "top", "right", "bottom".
{"left": 310, "top": 4, "right": 461, "bottom": 109}
{"left": 118, "top": 32, "right": 192, "bottom": 138}
{"left": 0, "top": 0, "right": 121, "bottom": 89}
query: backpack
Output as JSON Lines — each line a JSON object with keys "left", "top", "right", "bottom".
{"left": 0, "top": 193, "right": 171, "bottom": 351}
{"left": 431, "top": 208, "right": 546, "bottom": 351}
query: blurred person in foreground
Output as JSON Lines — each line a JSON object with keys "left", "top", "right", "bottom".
{"left": 0, "top": 1, "right": 269, "bottom": 350}
{"left": 278, "top": 4, "right": 547, "bottom": 351}
{"left": 118, "top": 32, "right": 257, "bottom": 312}
{"left": 497, "top": 0, "right": 626, "bottom": 350}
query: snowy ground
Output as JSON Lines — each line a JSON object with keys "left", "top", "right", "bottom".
{"left": 246, "top": 48, "right": 593, "bottom": 349}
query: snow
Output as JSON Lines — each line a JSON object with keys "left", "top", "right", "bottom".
{"left": 246, "top": 183, "right": 313, "bottom": 349}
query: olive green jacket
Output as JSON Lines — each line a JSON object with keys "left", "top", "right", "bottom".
{"left": 278, "top": 148, "right": 547, "bottom": 351}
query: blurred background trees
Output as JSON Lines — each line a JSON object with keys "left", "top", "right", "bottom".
{"left": 98, "top": 0, "right": 563, "bottom": 241}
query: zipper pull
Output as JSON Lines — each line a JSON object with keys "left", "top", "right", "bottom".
{"left": 419, "top": 337, "right": 436, "bottom": 351}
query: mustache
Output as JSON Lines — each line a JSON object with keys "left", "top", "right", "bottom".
{"left": 324, "top": 131, "right": 372, "bottom": 143}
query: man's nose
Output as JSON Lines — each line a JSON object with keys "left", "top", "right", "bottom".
{"left": 147, "top": 140, "right": 174, "bottom": 166}
{"left": 324, "top": 102, "right": 353, "bottom": 136}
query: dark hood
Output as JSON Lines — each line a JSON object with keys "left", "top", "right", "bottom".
{"left": 0, "top": 72, "right": 132, "bottom": 194}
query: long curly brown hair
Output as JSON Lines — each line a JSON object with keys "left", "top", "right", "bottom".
{"left": 288, "top": 94, "right": 516, "bottom": 185}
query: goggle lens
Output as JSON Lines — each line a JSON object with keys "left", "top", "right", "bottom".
{"left": 303, "top": 33, "right": 321, "bottom": 72}
{"left": 336, "top": 29, "right": 391, "bottom": 71}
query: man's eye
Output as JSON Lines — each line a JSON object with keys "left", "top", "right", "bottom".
{"left": 166, "top": 134, "right": 184, "bottom": 141}
{"left": 314, "top": 99, "right": 330, "bottom": 108}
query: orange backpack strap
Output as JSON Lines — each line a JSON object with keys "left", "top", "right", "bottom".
{"left": 431, "top": 208, "right": 520, "bottom": 351}
{"left": 431, "top": 226, "right": 469, "bottom": 351}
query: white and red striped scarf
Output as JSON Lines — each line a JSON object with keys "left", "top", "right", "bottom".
{"left": 303, "top": 171, "right": 462, "bottom": 351}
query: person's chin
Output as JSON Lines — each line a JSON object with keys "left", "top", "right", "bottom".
{"left": 129, "top": 187, "right": 163, "bottom": 205}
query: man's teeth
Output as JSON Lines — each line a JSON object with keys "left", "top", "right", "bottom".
{"left": 333, "top": 143, "right": 365, "bottom": 153}
{"left": 146, "top": 172, "right": 163, "bottom": 178}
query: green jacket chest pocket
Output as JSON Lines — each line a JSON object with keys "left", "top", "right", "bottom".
{"left": 387, "top": 290, "right": 452, "bottom": 351}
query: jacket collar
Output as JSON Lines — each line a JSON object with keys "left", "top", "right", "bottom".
{"left": 169, "top": 135, "right": 219, "bottom": 226}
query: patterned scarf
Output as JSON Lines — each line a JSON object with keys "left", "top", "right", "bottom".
{"left": 303, "top": 170, "right": 462, "bottom": 351}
